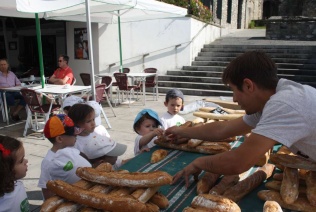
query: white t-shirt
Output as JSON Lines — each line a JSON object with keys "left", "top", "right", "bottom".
{"left": 134, "top": 134, "right": 156, "bottom": 156}
{"left": 160, "top": 112, "right": 185, "bottom": 130}
{"left": 38, "top": 150, "right": 55, "bottom": 189}
{"left": 50, "top": 147, "right": 91, "bottom": 184}
{"left": 0, "top": 180, "right": 29, "bottom": 212}
{"left": 75, "top": 125, "right": 110, "bottom": 152}
{"left": 243, "top": 79, "right": 316, "bottom": 161}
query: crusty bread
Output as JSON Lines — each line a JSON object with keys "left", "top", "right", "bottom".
{"left": 191, "top": 193, "right": 241, "bottom": 212}
{"left": 150, "top": 149, "right": 168, "bottom": 163}
{"left": 265, "top": 180, "right": 307, "bottom": 194}
{"left": 223, "top": 164, "right": 275, "bottom": 202}
{"left": 46, "top": 180, "right": 146, "bottom": 212}
{"left": 209, "top": 175, "right": 239, "bottom": 195}
{"left": 270, "top": 154, "right": 316, "bottom": 171}
{"left": 149, "top": 193, "right": 169, "bottom": 209}
{"left": 193, "top": 111, "right": 243, "bottom": 120}
{"left": 280, "top": 167, "right": 299, "bottom": 204}
{"left": 76, "top": 167, "right": 172, "bottom": 187}
{"left": 258, "top": 190, "right": 316, "bottom": 212}
{"left": 306, "top": 171, "right": 316, "bottom": 206}
{"left": 196, "top": 172, "right": 220, "bottom": 194}
{"left": 263, "top": 200, "right": 282, "bottom": 212}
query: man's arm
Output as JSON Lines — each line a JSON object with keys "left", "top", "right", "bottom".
{"left": 49, "top": 75, "right": 70, "bottom": 85}
{"left": 165, "top": 117, "right": 251, "bottom": 141}
{"left": 173, "top": 133, "right": 278, "bottom": 187}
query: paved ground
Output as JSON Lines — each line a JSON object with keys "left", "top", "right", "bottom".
{"left": 0, "top": 92, "right": 216, "bottom": 211}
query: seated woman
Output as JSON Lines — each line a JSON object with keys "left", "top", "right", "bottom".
{"left": 0, "top": 58, "right": 25, "bottom": 121}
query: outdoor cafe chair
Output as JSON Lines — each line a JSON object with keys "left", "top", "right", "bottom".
{"left": 80, "top": 73, "right": 91, "bottom": 86}
{"left": 143, "top": 68, "right": 158, "bottom": 100}
{"left": 82, "top": 83, "right": 114, "bottom": 128}
{"left": 113, "top": 73, "right": 139, "bottom": 107}
{"left": 20, "top": 88, "right": 60, "bottom": 138}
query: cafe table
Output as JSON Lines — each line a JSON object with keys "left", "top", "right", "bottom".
{"left": 120, "top": 139, "right": 282, "bottom": 212}
{"left": 35, "top": 84, "right": 91, "bottom": 107}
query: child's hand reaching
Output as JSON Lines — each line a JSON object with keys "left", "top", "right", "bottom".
{"left": 153, "top": 128, "right": 164, "bottom": 137}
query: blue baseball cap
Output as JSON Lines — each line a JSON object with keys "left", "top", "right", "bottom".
{"left": 133, "top": 109, "right": 162, "bottom": 133}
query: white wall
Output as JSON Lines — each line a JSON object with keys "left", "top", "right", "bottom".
{"left": 66, "top": 17, "right": 224, "bottom": 85}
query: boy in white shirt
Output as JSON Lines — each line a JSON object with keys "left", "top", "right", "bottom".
{"left": 160, "top": 89, "right": 185, "bottom": 130}
{"left": 38, "top": 114, "right": 90, "bottom": 200}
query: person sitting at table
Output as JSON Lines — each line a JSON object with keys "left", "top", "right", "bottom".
{"left": 165, "top": 51, "right": 316, "bottom": 188}
{"left": 0, "top": 58, "right": 26, "bottom": 121}
{"left": 48, "top": 54, "right": 74, "bottom": 85}
{"left": 160, "top": 89, "right": 185, "bottom": 130}
{"left": 133, "top": 109, "right": 163, "bottom": 156}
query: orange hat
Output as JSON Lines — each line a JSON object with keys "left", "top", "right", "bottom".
{"left": 44, "top": 114, "right": 75, "bottom": 138}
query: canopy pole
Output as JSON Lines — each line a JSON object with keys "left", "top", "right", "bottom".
{"left": 118, "top": 11, "right": 123, "bottom": 73}
{"left": 85, "top": 0, "right": 96, "bottom": 100}
{"left": 35, "top": 13, "right": 45, "bottom": 88}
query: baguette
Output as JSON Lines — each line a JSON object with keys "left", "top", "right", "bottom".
{"left": 263, "top": 200, "right": 282, "bottom": 212}
{"left": 258, "top": 190, "right": 316, "bottom": 212}
{"left": 76, "top": 167, "right": 172, "bottom": 187}
{"left": 192, "top": 117, "right": 206, "bottom": 124}
{"left": 149, "top": 193, "right": 169, "bottom": 209}
{"left": 280, "top": 167, "right": 299, "bottom": 204}
{"left": 199, "top": 107, "right": 245, "bottom": 114}
{"left": 270, "top": 154, "right": 316, "bottom": 171}
{"left": 265, "top": 180, "right": 307, "bottom": 194}
{"left": 191, "top": 193, "right": 241, "bottom": 212}
{"left": 193, "top": 111, "right": 243, "bottom": 120}
{"left": 154, "top": 139, "right": 228, "bottom": 155}
{"left": 144, "top": 202, "right": 159, "bottom": 212}
{"left": 199, "top": 141, "right": 231, "bottom": 150}
{"left": 138, "top": 187, "right": 160, "bottom": 203}
{"left": 55, "top": 202, "right": 83, "bottom": 212}
{"left": 183, "top": 207, "right": 208, "bottom": 211}
{"left": 197, "top": 172, "right": 220, "bottom": 194}
{"left": 223, "top": 163, "right": 275, "bottom": 202}
{"left": 46, "top": 180, "right": 146, "bottom": 212}
{"left": 187, "top": 139, "right": 204, "bottom": 148}
{"left": 150, "top": 149, "right": 168, "bottom": 163}
{"left": 306, "top": 171, "right": 316, "bottom": 206}
{"left": 209, "top": 175, "right": 239, "bottom": 195}
{"left": 40, "top": 163, "right": 112, "bottom": 212}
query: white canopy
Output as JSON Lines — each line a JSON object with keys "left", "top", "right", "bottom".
{"left": 15, "top": 0, "right": 187, "bottom": 23}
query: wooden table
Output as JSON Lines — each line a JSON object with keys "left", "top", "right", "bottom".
{"left": 120, "top": 140, "right": 280, "bottom": 212}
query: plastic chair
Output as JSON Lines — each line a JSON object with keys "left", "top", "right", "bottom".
{"left": 80, "top": 73, "right": 91, "bottom": 86}
{"left": 71, "top": 77, "right": 76, "bottom": 85}
{"left": 20, "top": 88, "right": 60, "bottom": 137}
{"left": 113, "top": 73, "right": 139, "bottom": 107}
{"left": 82, "top": 83, "right": 115, "bottom": 128}
{"left": 112, "top": 68, "right": 130, "bottom": 87}
{"left": 143, "top": 68, "right": 158, "bottom": 100}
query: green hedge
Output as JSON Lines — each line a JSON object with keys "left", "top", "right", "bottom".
{"left": 162, "top": 0, "right": 212, "bottom": 22}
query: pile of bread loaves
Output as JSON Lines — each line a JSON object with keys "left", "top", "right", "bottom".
{"left": 41, "top": 163, "right": 171, "bottom": 212}
{"left": 258, "top": 148, "right": 316, "bottom": 212}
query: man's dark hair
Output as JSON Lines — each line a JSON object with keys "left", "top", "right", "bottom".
{"left": 60, "top": 54, "right": 69, "bottom": 64}
{"left": 222, "top": 51, "right": 279, "bottom": 91}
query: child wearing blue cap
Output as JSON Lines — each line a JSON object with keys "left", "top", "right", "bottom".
{"left": 160, "top": 89, "right": 185, "bottom": 130}
{"left": 133, "top": 109, "right": 163, "bottom": 155}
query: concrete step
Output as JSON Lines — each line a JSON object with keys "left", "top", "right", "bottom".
{"left": 158, "top": 86, "right": 233, "bottom": 97}
{"left": 159, "top": 31, "right": 316, "bottom": 97}
{"left": 158, "top": 80, "right": 230, "bottom": 91}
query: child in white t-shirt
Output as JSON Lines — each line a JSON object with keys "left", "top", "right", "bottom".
{"left": 38, "top": 114, "right": 90, "bottom": 200}
{"left": 68, "top": 103, "right": 126, "bottom": 169}
{"left": 133, "top": 109, "right": 163, "bottom": 156}
{"left": 0, "top": 136, "right": 29, "bottom": 212}
{"left": 160, "top": 89, "right": 185, "bottom": 130}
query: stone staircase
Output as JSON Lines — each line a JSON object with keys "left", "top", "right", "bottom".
{"left": 157, "top": 33, "right": 316, "bottom": 97}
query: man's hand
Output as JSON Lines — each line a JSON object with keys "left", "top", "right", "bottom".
{"left": 172, "top": 162, "right": 202, "bottom": 188}
{"left": 153, "top": 128, "right": 164, "bottom": 137}
{"left": 164, "top": 126, "right": 182, "bottom": 140}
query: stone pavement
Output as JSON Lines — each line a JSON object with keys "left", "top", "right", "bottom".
{"left": 0, "top": 93, "right": 214, "bottom": 211}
